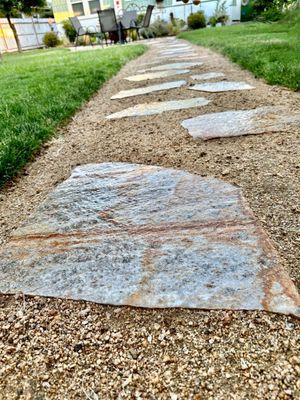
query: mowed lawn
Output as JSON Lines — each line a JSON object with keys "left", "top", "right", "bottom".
{"left": 0, "top": 45, "right": 145, "bottom": 185}
{"left": 179, "top": 10, "right": 300, "bottom": 91}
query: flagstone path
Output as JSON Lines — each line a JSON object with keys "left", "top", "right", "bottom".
{"left": 189, "top": 81, "right": 255, "bottom": 92}
{"left": 182, "top": 106, "right": 300, "bottom": 140}
{"left": 107, "top": 97, "right": 210, "bottom": 119}
{"left": 191, "top": 72, "right": 225, "bottom": 80}
{"left": 0, "top": 37, "right": 299, "bottom": 399}
{"left": 1, "top": 162, "right": 298, "bottom": 315}
{"left": 111, "top": 80, "right": 186, "bottom": 99}
{"left": 125, "top": 69, "right": 190, "bottom": 82}
{"left": 138, "top": 61, "right": 203, "bottom": 72}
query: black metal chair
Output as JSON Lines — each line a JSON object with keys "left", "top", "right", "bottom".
{"left": 97, "top": 8, "right": 124, "bottom": 46}
{"left": 69, "top": 16, "right": 103, "bottom": 47}
{"left": 135, "top": 5, "right": 154, "bottom": 39}
{"left": 121, "top": 10, "right": 137, "bottom": 29}
{"left": 120, "top": 10, "right": 138, "bottom": 42}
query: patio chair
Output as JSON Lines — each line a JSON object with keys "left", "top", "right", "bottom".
{"left": 135, "top": 5, "right": 154, "bottom": 40}
{"left": 69, "top": 16, "right": 103, "bottom": 47}
{"left": 121, "top": 10, "right": 137, "bottom": 30}
{"left": 120, "top": 10, "right": 138, "bottom": 42}
{"left": 97, "top": 8, "right": 125, "bottom": 46}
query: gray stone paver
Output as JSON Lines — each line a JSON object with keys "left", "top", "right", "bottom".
{"left": 189, "top": 81, "right": 255, "bottom": 92}
{"left": 182, "top": 106, "right": 300, "bottom": 140}
{"left": 191, "top": 72, "right": 225, "bottom": 81}
{"left": 111, "top": 80, "right": 186, "bottom": 99}
{"left": 138, "top": 61, "right": 204, "bottom": 73}
{"left": 0, "top": 163, "right": 298, "bottom": 316}
{"left": 125, "top": 69, "right": 190, "bottom": 82}
{"left": 106, "top": 97, "right": 210, "bottom": 119}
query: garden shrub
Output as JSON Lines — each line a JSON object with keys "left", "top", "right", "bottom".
{"left": 213, "top": 0, "right": 229, "bottom": 25}
{"left": 187, "top": 11, "right": 206, "bottom": 30}
{"left": 128, "top": 29, "right": 138, "bottom": 41}
{"left": 62, "top": 19, "right": 76, "bottom": 43}
{"left": 140, "top": 27, "right": 155, "bottom": 39}
{"left": 259, "top": 6, "right": 283, "bottom": 21}
{"left": 43, "top": 31, "right": 60, "bottom": 47}
{"left": 167, "top": 18, "right": 185, "bottom": 35}
{"left": 150, "top": 18, "right": 169, "bottom": 37}
{"left": 136, "top": 13, "right": 145, "bottom": 25}
{"left": 208, "top": 16, "right": 217, "bottom": 26}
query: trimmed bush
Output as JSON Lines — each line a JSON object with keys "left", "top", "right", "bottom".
{"left": 187, "top": 11, "right": 206, "bottom": 30}
{"left": 43, "top": 31, "right": 60, "bottom": 47}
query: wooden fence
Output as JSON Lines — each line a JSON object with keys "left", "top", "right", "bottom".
{"left": 0, "top": 18, "right": 57, "bottom": 53}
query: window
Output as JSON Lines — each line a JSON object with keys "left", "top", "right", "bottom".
{"left": 72, "top": 2, "right": 84, "bottom": 16}
{"left": 89, "top": 0, "right": 100, "bottom": 14}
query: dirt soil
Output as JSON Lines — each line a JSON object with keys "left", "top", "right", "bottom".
{"left": 0, "top": 38, "right": 299, "bottom": 399}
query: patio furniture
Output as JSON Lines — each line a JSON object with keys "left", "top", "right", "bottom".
{"left": 121, "top": 10, "right": 137, "bottom": 29}
{"left": 135, "top": 5, "right": 154, "bottom": 39}
{"left": 120, "top": 10, "right": 138, "bottom": 42}
{"left": 97, "top": 8, "right": 126, "bottom": 45}
{"left": 69, "top": 16, "right": 103, "bottom": 47}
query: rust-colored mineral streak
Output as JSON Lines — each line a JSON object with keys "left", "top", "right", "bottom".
{"left": 0, "top": 163, "right": 299, "bottom": 316}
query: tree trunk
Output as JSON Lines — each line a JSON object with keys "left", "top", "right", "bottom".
{"left": 6, "top": 14, "right": 22, "bottom": 52}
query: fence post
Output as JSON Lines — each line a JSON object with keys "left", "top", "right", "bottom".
{"left": 32, "top": 17, "right": 40, "bottom": 47}
{"left": 0, "top": 20, "right": 9, "bottom": 52}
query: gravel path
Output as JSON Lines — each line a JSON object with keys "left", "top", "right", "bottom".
{"left": 0, "top": 38, "right": 299, "bottom": 399}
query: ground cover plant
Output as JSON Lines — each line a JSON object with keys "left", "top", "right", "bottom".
{"left": 179, "top": 9, "right": 300, "bottom": 90}
{"left": 0, "top": 45, "right": 145, "bottom": 185}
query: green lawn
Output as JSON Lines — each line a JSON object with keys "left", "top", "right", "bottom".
{"left": 179, "top": 10, "right": 300, "bottom": 91}
{"left": 0, "top": 45, "right": 145, "bottom": 185}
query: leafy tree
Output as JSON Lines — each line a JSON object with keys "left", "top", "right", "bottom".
{"left": 253, "top": 0, "right": 298, "bottom": 14}
{"left": 0, "top": 0, "right": 46, "bottom": 52}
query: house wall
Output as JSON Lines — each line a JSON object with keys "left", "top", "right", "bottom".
{"left": 52, "top": 0, "right": 241, "bottom": 28}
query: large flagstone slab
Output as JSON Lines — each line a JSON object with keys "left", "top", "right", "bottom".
{"left": 0, "top": 163, "right": 299, "bottom": 316}
{"left": 106, "top": 97, "right": 210, "bottom": 119}
{"left": 139, "top": 61, "right": 204, "bottom": 72}
{"left": 125, "top": 69, "right": 190, "bottom": 82}
{"left": 181, "top": 106, "right": 300, "bottom": 140}
{"left": 191, "top": 72, "right": 225, "bottom": 81}
{"left": 111, "top": 80, "right": 186, "bottom": 100}
{"left": 190, "top": 81, "right": 255, "bottom": 92}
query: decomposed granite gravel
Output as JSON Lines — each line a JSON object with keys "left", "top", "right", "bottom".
{"left": 0, "top": 38, "right": 299, "bottom": 399}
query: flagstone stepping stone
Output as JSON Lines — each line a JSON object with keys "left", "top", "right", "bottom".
{"left": 139, "top": 61, "right": 204, "bottom": 72}
{"left": 158, "top": 53, "right": 198, "bottom": 59}
{"left": 106, "top": 97, "right": 210, "bottom": 119}
{"left": 111, "top": 80, "right": 186, "bottom": 100}
{"left": 159, "top": 52, "right": 196, "bottom": 58}
{"left": 159, "top": 47, "right": 193, "bottom": 54}
{"left": 189, "top": 81, "right": 255, "bottom": 92}
{"left": 0, "top": 163, "right": 298, "bottom": 316}
{"left": 140, "top": 57, "right": 206, "bottom": 67}
{"left": 125, "top": 69, "right": 190, "bottom": 82}
{"left": 191, "top": 72, "right": 225, "bottom": 81}
{"left": 182, "top": 106, "right": 300, "bottom": 140}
